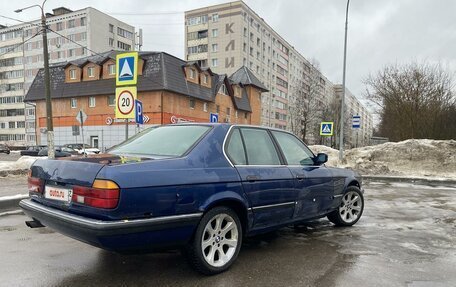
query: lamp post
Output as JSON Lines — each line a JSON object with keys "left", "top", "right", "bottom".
{"left": 339, "top": 0, "right": 350, "bottom": 161}
{"left": 15, "top": 0, "right": 54, "bottom": 159}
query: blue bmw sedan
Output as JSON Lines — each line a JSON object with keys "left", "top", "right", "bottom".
{"left": 20, "top": 124, "right": 364, "bottom": 275}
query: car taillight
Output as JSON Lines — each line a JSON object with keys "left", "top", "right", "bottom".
{"left": 28, "top": 170, "right": 43, "bottom": 194}
{"left": 72, "top": 179, "right": 120, "bottom": 209}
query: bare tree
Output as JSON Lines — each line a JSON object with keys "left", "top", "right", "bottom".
{"left": 365, "top": 62, "right": 456, "bottom": 141}
{"left": 289, "top": 60, "right": 326, "bottom": 143}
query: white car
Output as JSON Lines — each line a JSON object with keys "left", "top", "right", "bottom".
{"left": 63, "top": 144, "right": 100, "bottom": 155}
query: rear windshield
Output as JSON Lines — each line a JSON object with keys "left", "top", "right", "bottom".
{"left": 109, "top": 125, "right": 211, "bottom": 157}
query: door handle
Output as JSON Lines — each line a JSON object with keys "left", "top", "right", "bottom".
{"left": 296, "top": 174, "right": 306, "bottom": 180}
{"left": 246, "top": 175, "right": 260, "bottom": 182}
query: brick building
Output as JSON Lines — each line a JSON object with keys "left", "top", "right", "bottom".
{"left": 25, "top": 51, "right": 266, "bottom": 150}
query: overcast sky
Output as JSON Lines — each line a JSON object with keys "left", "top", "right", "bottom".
{"left": 1, "top": 0, "right": 455, "bottom": 113}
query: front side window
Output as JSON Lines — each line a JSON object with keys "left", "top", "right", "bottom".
{"left": 272, "top": 131, "right": 314, "bottom": 165}
{"left": 226, "top": 129, "right": 246, "bottom": 165}
{"left": 110, "top": 125, "right": 211, "bottom": 157}
{"left": 241, "top": 128, "right": 280, "bottom": 165}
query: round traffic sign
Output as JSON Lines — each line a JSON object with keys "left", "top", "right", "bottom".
{"left": 117, "top": 90, "right": 134, "bottom": 115}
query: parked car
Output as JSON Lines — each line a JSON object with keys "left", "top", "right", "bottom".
{"left": 37, "top": 146, "right": 78, "bottom": 158}
{"left": 0, "top": 144, "right": 10, "bottom": 154}
{"left": 63, "top": 143, "right": 100, "bottom": 155}
{"left": 20, "top": 145, "right": 46, "bottom": 156}
{"left": 20, "top": 124, "right": 364, "bottom": 275}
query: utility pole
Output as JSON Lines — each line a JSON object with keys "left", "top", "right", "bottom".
{"left": 16, "top": 0, "right": 54, "bottom": 159}
{"left": 339, "top": 0, "right": 350, "bottom": 161}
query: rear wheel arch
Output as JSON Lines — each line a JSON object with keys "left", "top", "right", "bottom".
{"left": 204, "top": 199, "right": 248, "bottom": 235}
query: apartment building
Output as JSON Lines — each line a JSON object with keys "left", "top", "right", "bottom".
{"left": 25, "top": 51, "right": 266, "bottom": 149}
{"left": 184, "top": 1, "right": 335, "bottom": 132}
{"left": 334, "top": 85, "right": 373, "bottom": 147}
{"left": 0, "top": 7, "right": 135, "bottom": 146}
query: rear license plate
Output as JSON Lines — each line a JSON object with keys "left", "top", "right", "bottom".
{"left": 44, "top": 186, "right": 72, "bottom": 202}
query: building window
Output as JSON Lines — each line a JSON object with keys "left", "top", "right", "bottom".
{"left": 81, "top": 48, "right": 86, "bottom": 55}
{"left": 203, "top": 102, "right": 207, "bottom": 112}
{"left": 69, "top": 69, "right": 76, "bottom": 79}
{"left": 212, "top": 13, "right": 219, "bottom": 22}
{"left": 235, "top": 110, "right": 238, "bottom": 118}
{"left": 70, "top": 98, "right": 77, "bottom": 108}
{"left": 212, "top": 29, "right": 218, "bottom": 37}
{"left": 56, "top": 22, "right": 63, "bottom": 31}
{"left": 212, "top": 58, "right": 218, "bottom": 67}
{"left": 109, "top": 38, "right": 114, "bottom": 47}
{"left": 68, "top": 49, "right": 75, "bottom": 57}
{"left": 189, "top": 68, "right": 195, "bottom": 79}
{"left": 245, "top": 112, "right": 248, "bottom": 119}
{"left": 226, "top": 107, "right": 231, "bottom": 116}
{"left": 89, "top": 96, "right": 96, "bottom": 107}
{"left": 108, "top": 64, "right": 115, "bottom": 75}
{"left": 117, "top": 41, "right": 131, "bottom": 51}
{"left": 202, "top": 74, "right": 208, "bottom": 84}
{"left": 212, "top": 43, "right": 218, "bottom": 52}
{"left": 108, "top": 95, "right": 115, "bottom": 106}
{"left": 243, "top": 43, "right": 247, "bottom": 52}
{"left": 216, "top": 105, "right": 220, "bottom": 113}
{"left": 109, "top": 24, "right": 114, "bottom": 33}
{"left": 81, "top": 32, "right": 87, "bottom": 41}
{"left": 189, "top": 98, "right": 195, "bottom": 109}
{"left": 117, "top": 27, "right": 133, "bottom": 39}
{"left": 186, "top": 15, "right": 208, "bottom": 26}
{"left": 80, "top": 17, "right": 86, "bottom": 26}
{"left": 68, "top": 19, "right": 75, "bottom": 28}
{"left": 88, "top": 67, "right": 95, "bottom": 78}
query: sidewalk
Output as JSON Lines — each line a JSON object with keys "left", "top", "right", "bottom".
{"left": 363, "top": 175, "right": 456, "bottom": 187}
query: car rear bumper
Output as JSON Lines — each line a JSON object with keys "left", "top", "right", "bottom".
{"left": 20, "top": 199, "right": 202, "bottom": 252}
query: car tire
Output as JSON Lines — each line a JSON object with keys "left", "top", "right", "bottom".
{"left": 186, "top": 206, "right": 243, "bottom": 275}
{"left": 327, "top": 186, "right": 364, "bottom": 227}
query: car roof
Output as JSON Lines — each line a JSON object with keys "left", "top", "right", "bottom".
{"left": 166, "top": 123, "right": 294, "bottom": 135}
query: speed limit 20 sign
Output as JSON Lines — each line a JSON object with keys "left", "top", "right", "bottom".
{"left": 115, "top": 87, "right": 137, "bottom": 119}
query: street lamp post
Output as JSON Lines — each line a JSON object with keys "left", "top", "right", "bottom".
{"left": 339, "top": 0, "right": 350, "bottom": 161}
{"left": 15, "top": 0, "right": 54, "bottom": 159}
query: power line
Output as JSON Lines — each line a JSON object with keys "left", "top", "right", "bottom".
{"left": 0, "top": 14, "right": 42, "bottom": 28}
{"left": 107, "top": 11, "right": 184, "bottom": 16}
{"left": 0, "top": 30, "right": 42, "bottom": 58}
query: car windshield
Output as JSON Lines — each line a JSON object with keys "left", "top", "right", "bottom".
{"left": 109, "top": 125, "right": 211, "bottom": 157}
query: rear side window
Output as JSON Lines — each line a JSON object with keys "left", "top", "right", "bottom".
{"left": 226, "top": 129, "right": 247, "bottom": 165}
{"left": 241, "top": 128, "right": 281, "bottom": 165}
{"left": 272, "top": 131, "right": 314, "bottom": 165}
{"left": 110, "top": 125, "right": 210, "bottom": 157}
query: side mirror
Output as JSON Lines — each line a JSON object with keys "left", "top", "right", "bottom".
{"left": 314, "top": 153, "right": 328, "bottom": 165}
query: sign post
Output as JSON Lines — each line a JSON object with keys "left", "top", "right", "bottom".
{"left": 76, "top": 109, "right": 87, "bottom": 156}
{"left": 115, "top": 52, "right": 139, "bottom": 140}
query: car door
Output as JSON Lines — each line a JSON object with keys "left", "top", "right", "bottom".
{"left": 270, "top": 131, "right": 334, "bottom": 220}
{"left": 225, "top": 127, "right": 296, "bottom": 229}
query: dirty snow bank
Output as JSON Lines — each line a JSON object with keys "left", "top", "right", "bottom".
{"left": 0, "top": 156, "right": 39, "bottom": 176}
{"left": 309, "top": 139, "right": 456, "bottom": 179}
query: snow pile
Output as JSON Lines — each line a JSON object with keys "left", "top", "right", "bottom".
{"left": 310, "top": 139, "right": 456, "bottom": 178}
{"left": 0, "top": 156, "right": 39, "bottom": 176}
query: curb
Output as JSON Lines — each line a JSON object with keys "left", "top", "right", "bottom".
{"left": 363, "top": 175, "right": 456, "bottom": 186}
{"left": 0, "top": 194, "right": 28, "bottom": 213}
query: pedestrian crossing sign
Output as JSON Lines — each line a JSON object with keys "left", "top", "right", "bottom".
{"left": 116, "top": 52, "right": 138, "bottom": 86}
{"left": 320, "top": 122, "right": 334, "bottom": 136}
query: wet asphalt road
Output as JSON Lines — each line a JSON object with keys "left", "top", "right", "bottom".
{"left": 0, "top": 180, "right": 455, "bottom": 287}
